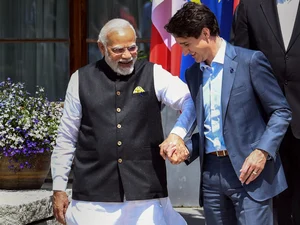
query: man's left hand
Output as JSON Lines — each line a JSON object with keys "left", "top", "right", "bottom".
{"left": 239, "top": 149, "right": 268, "bottom": 185}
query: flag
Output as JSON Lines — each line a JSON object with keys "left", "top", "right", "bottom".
{"left": 150, "top": 0, "right": 237, "bottom": 81}
{"left": 233, "top": 0, "right": 240, "bottom": 12}
{"left": 201, "top": 0, "right": 235, "bottom": 41}
{"left": 150, "top": 0, "right": 188, "bottom": 77}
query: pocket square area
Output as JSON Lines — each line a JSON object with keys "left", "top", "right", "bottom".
{"left": 133, "top": 86, "right": 145, "bottom": 94}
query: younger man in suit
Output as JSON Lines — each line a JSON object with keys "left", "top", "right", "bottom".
{"left": 161, "top": 2, "right": 292, "bottom": 225}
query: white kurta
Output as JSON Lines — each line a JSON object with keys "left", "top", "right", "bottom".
{"left": 66, "top": 197, "right": 186, "bottom": 225}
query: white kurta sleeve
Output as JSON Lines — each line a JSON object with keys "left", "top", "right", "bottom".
{"left": 51, "top": 71, "right": 82, "bottom": 191}
{"left": 153, "top": 64, "right": 196, "bottom": 139}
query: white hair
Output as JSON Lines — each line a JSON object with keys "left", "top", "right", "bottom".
{"left": 98, "top": 18, "right": 136, "bottom": 45}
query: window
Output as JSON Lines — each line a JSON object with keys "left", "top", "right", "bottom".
{"left": 0, "top": 0, "right": 151, "bottom": 101}
{"left": 0, "top": 0, "right": 69, "bottom": 101}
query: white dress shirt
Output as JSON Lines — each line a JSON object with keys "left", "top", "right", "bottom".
{"left": 200, "top": 39, "right": 227, "bottom": 153}
{"left": 277, "top": 0, "right": 299, "bottom": 49}
{"left": 51, "top": 63, "right": 194, "bottom": 225}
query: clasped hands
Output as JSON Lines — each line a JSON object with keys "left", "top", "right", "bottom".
{"left": 159, "top": 133, "right": 190, "bottom": 164}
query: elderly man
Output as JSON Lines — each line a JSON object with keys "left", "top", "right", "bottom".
{"left": 51, "top": 18, "right": 193, "bottom": 225}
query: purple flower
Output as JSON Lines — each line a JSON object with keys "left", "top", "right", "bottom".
{"left": 0, "top": 78, "right": 63, "bottom": 171}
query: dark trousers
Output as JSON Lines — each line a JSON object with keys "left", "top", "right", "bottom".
{"left": 273, "top": 128, "right": 300, "bottom": 225}
{"left": 202, "top": 154, "right": 273, "bottom": 225}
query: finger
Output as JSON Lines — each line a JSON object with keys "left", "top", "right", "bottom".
{"left": 159, "top": 140, "right": 173, "bottom": 158}
{"left": 168, "top": 153, "right": 176, "bottom": 164}
{"left": 160, "top": 148, "right": 167, "bottom": 160}
{"left": 176, "top": 152, "right": 188, "bottom": 162}
{"left": 53, "top": 207, "right": 59, "bottom": 221}
{"left": 171, "top": 154, "right": 185, "bottom": 165}
{"left": 63, "top": 207, "right": 68, "bottom": 225}
{"left": 53, "top": 202, "right": 61, "bottom": 220}
{"left": 243, "top": 165, "right": 260, "bottom": 184}
{"left": 53, "top": 207, "right": 63, "bottom": 224}
{"left": 168, "top": 153, "right": 179, "bottom": 164}
{"left": 171, "top": 156, "right": 181, "bottom": 164}
{"left": 57, "top": 209, "right": 66, "bottom": 224}
{"left": 239, "top": 161, "right": 251, "bottom": 183}
{"left": 171, "top": 159, "right": 181, "bottom": 165}
{"left": 182, "top": 148, "right": 190, "bottom": 160}
{"left": 62, "top": 201, "right": 69, "bottom": 225}
{"left": 245, "top": 170, "right": 259, "bottom": 185}
{"left": 166, "top": 145, "right": 176, "bottom": 158}
{"left": 252, "top": 169, "right": 259, "bottom": 176}
{"left": 63, "top": 205, "right": 67, "bottom": 215}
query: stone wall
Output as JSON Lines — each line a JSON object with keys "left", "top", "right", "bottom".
{"left": 0, "top": 189, "right": 71, "bottom": 225}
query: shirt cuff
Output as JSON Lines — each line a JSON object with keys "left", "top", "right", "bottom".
{"left": 170, "top": 127, "right": 187, "bottom": 139}
{"left": 52, "top": 177, "right": 68, "bottom": 191}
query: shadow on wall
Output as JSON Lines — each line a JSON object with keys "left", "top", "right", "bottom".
{"left": 161, "top": 106, "right": 201, "bottom": 207}
{"left": 176, "top": 208, "right": 206, "bottom": 225}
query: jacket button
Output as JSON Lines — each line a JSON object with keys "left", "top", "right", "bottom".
{"left": 116, "top": 91, "right": 121, "bottom": 96}
{"left": 116, "top": 108, "right": 121, "bottom": 113}
{"left": 118, "top": 158, "right": 123, "bottom": 163}
{"left": 117, "top": 141, "right": 122, "bottom": 146}
{"left": 285, "top": 55, "right": 289, "bottom": 60}
{"left": 117, "top": 124, "right": 121, "bottom": 128}
{"left": 284, "top": 80, "right": 288, "bottom": 85}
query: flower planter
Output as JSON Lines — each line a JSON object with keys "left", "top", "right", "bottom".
{"left": 0, "top": 153, "right": 51, "bottom": 190}
{"left": 0, "top": 78, "right": 63, "bottom": 190}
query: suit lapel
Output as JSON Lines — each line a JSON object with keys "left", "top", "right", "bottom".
{"left": 187, "top": 64, "right": 203, "bottom": 129}
{"left": 260, "top": 0, "right": 285, "bottom": 51}
{"left": 194, "top": 67, "right": 203, "bottom": 129}
{"left": 187, "top": 65, "right": 204, "bottom": 164}
{"left": 195, "top": 69, "right": 205, "bottom": 166}
{"left": 287, "top": 2, "right": 300, "bottom": 52}
{"left": 221, "top": 44, "right": 238, "bottom": 124}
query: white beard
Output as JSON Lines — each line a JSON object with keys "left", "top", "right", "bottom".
{"left": 104, "top": 50, "right": 137, "bottom": 76}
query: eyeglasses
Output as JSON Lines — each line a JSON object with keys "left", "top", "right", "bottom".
{"left": 110, "top": 45, "right": 138, "bottom": 55}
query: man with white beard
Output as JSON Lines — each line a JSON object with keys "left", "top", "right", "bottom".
{"left": 51, "top": 18, "right": 194, "bottom": 225}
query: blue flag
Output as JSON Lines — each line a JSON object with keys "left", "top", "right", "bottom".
{"left": 179, "top": 0, "right": 234, "bottom": 82}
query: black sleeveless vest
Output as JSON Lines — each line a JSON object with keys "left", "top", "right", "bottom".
{"left": 72, "top": 59, "right": 167, "bottom": 202}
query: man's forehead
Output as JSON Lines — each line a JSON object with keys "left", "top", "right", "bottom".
{"left": 107, "top": 27, "right": 135, "bottom": 38}
{"left": 107, "top": 39, "right": 136, "bottom": 47}
{"left": 106, "top": 29, "right": 136, "bottom": 46}
{"left": 110, "top": 43, "right": 136, "bottom": 49}
{"left": 175, "top": 36, "right": 190, "bottom": 44}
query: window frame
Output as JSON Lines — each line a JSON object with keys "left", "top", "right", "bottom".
{"left": 0, "top": 0, "right": 150, "bottom": 76}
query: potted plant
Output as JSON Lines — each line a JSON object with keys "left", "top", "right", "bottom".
{"left": 0, "top": 78, "right": 63, "bottom": 189}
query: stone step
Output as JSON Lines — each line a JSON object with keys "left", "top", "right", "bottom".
{"left": 0, "top": 189, "right": 205, "bottom": 225}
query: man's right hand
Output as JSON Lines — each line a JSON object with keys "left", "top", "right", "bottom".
{"left": 159, "top": 133, "right": 189, "bottom": 164}
{"left": 53, "top": 191, "right": 69, "bottom": 225}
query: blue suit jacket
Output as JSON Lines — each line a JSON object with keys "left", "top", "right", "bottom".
{"left": 186, "top": 43, "right": 292, "bottom": 206}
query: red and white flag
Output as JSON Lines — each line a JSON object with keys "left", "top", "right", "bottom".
{"left": 149, "top": 0, "right": 188, "bottom": 76}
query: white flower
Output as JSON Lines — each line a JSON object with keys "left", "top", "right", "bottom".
{"left": 0, "top": 78, "right": 63, "bottom": 171}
